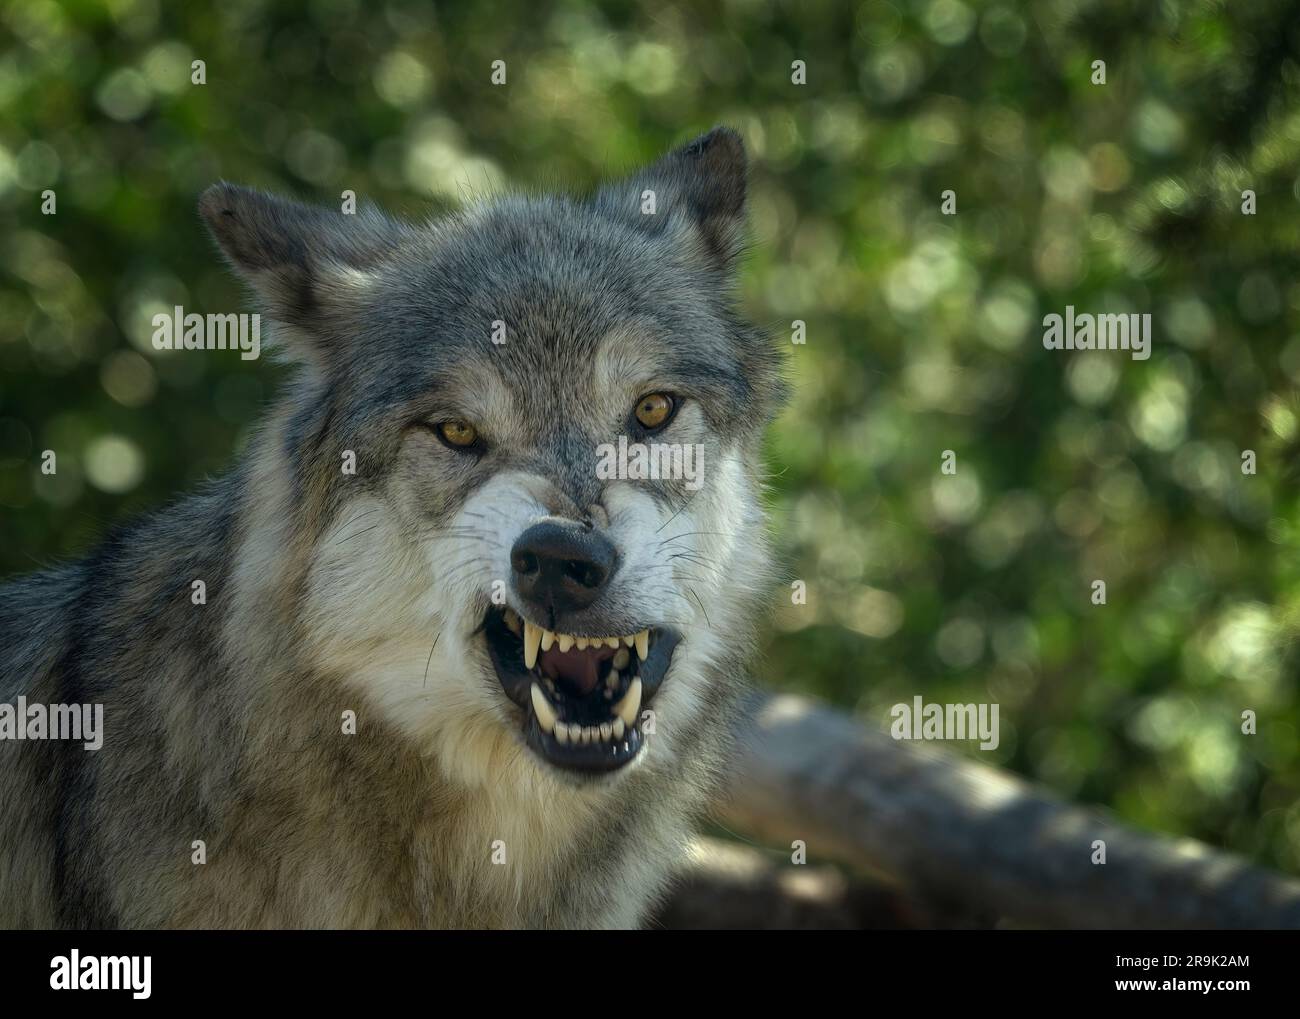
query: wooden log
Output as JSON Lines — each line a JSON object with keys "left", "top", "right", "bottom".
{"left": 649, "top": 838, "right": 919, "bottom": 929}
{"left": 710, "top": 692, "right": 1300, "bottom": 929}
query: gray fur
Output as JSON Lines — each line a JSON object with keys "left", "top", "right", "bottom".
{"left": 0, "top": 128, "right": 784, "bottom": 929}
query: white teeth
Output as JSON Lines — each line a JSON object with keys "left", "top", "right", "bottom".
{"left": 530, "top": 683, "right": 558, "bottom": 733}
{"left": 614, "top": 677, "right": 641, "bottom": 727}
{"left": 536, "top": 632, "right": 644, "bottom": 658}
{"left": 504, "top": 609, "right": 522, "bottom": 636}
{"left": 543, "top": 710, "right": 627, "bottom": 745}
{"left": 524, "top": 622, "right": 542, "bottom": 670}
{"left": 546, "top": 714, "right": 624, "bottom": 745}
{"left": 606, "top": 669, "right": 620, "bottom": 690}
{"left": 613, "top": 648, "right": 630, "bottom": 670}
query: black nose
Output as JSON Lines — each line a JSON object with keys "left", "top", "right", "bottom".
{"left": 510, "top": 521, "right": 617, "bottom": 616}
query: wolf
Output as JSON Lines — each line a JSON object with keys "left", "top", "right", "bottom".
{"left": 0, "top": 127, "right": 785, "bottom": 928}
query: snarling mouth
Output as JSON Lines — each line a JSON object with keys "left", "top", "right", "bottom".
{"left": 483, "top": 607, "right": 680, "bottom": 774}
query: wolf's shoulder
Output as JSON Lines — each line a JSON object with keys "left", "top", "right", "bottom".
{"left": 0, "top": 478, "right": 235, "bottom": 695}
{"left": 0, "top": 563, "right": 86, "bottom": 698}
{"left": 0, "top": 561, "right": 85, "bottom": 614}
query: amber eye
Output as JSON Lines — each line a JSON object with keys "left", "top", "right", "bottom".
{"left": 436, "top": 420, "right": 478, "bottom": 448}
{"left": 634, "top": 393, "right": 675, "bottom": 431}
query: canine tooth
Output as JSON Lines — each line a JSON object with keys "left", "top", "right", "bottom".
{"left": 600, "top": 722, "right": 612, "bottom": 741}
{"left": 557, "top": 633, "right": 574, "bottom": 653}
{"left": 634, "top": 629, "right": 649, "bottom": 661}
{"left": 613, "top": 648, "right": 630, "bottom": 670}
{"left": 540, "top": 629, "right": 555, "bottom": 652}
{"left": 524, "top": 622, "right": 542, "bottom": 669}
{"left": 530, "top": 683, "right": 557, "bottom": 733}
{"left": 614, "top": 677, "right": 641, "bottom": 727}
{"left": 612, "top": 717, "right": 625, "bottom": 739}
{"left": 555, "top": 723, "right": 569, "bottom": 744}
{"left": 576, "top": 636, "right": 589, "bottom": 650}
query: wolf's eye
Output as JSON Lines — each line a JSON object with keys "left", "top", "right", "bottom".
{"left": 436, "top": 420, "right": 479, "bottom": 449}
{"left": 634, "top": 393, "right": 676, "bottom": 431}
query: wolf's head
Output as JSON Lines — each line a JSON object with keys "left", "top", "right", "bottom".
{"left": 201, "top": 129, "right": 784, "bottom": 799}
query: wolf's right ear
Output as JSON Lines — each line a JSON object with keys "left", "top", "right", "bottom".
{"left": 595, "top": 127, "right": 750, "bottom": 275}
{"left": 198, "top": 183, "right": 402, "bottom": 363}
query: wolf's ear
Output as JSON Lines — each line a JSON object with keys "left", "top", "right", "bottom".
{"left": 596, "top": 127, "right": 749, "bottom": 274}
{"left": 198, "top": 183, "right": 401, "bottom": 356}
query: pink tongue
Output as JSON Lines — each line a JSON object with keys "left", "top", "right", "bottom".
{"left": 540, "top": 644, "right": 615, "bottom": 697}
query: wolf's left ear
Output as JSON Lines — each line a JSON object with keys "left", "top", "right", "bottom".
{"left": 596, "top": 127, "right": 749, "bottom": 273}
{"left": 198, "top": 183, "right": 402, "bottom": 361}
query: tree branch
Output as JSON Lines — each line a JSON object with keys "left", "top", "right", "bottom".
{"left": 707, "top": 692, "right": 1300, "bottom": 929}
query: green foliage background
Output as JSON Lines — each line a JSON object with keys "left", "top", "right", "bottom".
{"left": 1, "top": 0, "right": 1298, "bottom": 874}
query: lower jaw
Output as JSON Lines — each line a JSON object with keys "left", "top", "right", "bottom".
{"left": 524, "top": 711, "right": 646, "bottom": 774}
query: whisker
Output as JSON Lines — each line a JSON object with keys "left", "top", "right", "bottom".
{"left": 440, "top": 560, "right": 496, "bottom": 589}
{"left": 441, "top": 556, "right": 493, "bottom": 581}
{"left": 432, "top": 532, "right": 503, "bottom": 547}
{"left": 334, "top": 523, "right": 382, "bottom": 545}
{"left": 654, "top": 490, "right": 701, "bottom": 534}
{"left": 667, "top": 551, "right": 719, "bottom": 569}
{"left": 657, "top": 530, "right": 736, "bottom": 546}
{"left": 423, "top": 631, "right": 441, "bottom": 688}
{"left": 688, "top": 587, "right": 712, "bottom": 628}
